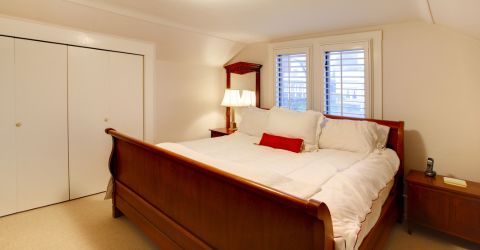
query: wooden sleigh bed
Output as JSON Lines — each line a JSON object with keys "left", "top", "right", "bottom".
{"left": 105, "top": 115, "right": 404, "bottom": 250}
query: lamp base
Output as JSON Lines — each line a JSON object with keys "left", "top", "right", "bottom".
{"left": 229, "top": 107, "right": 238, "bottom": 131}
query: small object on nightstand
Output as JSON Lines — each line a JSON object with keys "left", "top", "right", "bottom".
{"left": 209, "top": 128, "right": 235, "bottom": 138}
{"left": 443, "top": 177, "right": 467, "bottom": 188}
{"left": 424, "top": 157, "right": 436, "bottom": 177}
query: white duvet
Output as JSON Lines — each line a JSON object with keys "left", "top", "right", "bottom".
{"left": 157, "top": 132, "right": 399, "bottom": 250}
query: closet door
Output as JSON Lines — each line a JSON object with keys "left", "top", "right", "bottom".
{"left": 15, "top": 39, "right": 69, "bottom": 211}
{"left": 108, "top": 52, "right": 144, "bottom": 140}
{"left": 0, "top": 36, "right": 16, "bottom": 216}
{"left": 68, "top": 47, "right": 110, "bottom": 199}
{"left": 68, "top": 49, "right": 143, "bottom": 199}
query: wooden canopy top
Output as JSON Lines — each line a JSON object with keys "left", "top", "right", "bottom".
{"left": 224, "top": 62, "right": 262, "bottom": 75}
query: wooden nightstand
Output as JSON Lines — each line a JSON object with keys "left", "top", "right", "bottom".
{"left": 209, "top": 128, "right": 235, "bottom": 138}
{"left": 406, "top": 170, "right": 480, "bottom": 244}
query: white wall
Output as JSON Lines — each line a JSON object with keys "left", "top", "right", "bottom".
{"left": 155, "top": 60, "right": 224, "bottom": 142}
{"left": 382, "top": 22, "right": 480, "bottom": 182}
{"left": 228, "top": 21, "right": 480, "bottom": 182}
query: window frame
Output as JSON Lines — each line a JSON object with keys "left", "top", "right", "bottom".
{"left": 319, "top": 41, "right": 371, "bottom": 118}
{"left": 269, "top": 31, "right": 382, "bottom": 119}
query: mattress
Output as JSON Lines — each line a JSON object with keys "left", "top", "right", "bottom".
{"left": 157, "top": 132, "right": 399, "bottom": 250}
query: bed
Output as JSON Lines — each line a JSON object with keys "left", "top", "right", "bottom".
{"left": 105, "top": 113, "right": 404, "bottom": 250}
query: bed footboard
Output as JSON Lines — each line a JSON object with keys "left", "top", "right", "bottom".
{"left": 106, "top": 128, "right": 334, "bottom": 250}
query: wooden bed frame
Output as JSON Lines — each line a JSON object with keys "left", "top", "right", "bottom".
{"left": 105, "top": 115, "right": 403, "bottom": 250}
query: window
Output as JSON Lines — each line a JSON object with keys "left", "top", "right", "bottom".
{"left": 274, "top": 49, "right": 309, "bottom": 111}
{"left": 270, "top": 31, "right": 382, "bottom": 118}
{"left": 323, "top": 48, "right": 368, "bottom": 118}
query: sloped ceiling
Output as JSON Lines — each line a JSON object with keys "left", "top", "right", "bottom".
{"left": 65, "top": 0, "right": 431, "bottom": 42}
{"left": 0, "top": 0, "right": 478, "bottom": 65}
{"left": 64, "top": 0, "right": 480, "bottom": 42}
{"left": 428, "top": 0, "right": 480, "bottom": 40}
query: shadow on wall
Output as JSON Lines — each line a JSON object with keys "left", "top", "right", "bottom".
{"left": 404, "top": 130, "right": 427, "bottom": 174}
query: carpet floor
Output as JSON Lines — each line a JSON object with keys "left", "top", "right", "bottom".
{"left": 0, "top": 194, "right": 477, "bottom": 250}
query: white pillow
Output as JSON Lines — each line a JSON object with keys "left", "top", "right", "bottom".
{"left": 265, "top": 107, "right": 323, "bottom": 151}
{"left": 376, "top": 124, "right": 390, "bottom": 149}
{"left": 318, "top": 119, "right": 379, "bottom": 153}
{"left": 237, "top": 107, "right": 269, "bottom": 137}
{"left": 308, "top": 109, "right": 325, "bottom": 148}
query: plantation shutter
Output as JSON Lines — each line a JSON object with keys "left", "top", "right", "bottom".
{"left": 275, "top": 53, "right": 308, "bottom": 111}
{"left": 323, "top": 49, "right": 367, "bottom": 118}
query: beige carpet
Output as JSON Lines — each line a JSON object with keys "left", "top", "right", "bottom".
{"left": 385, "top": 222, "right": 478, "bottom": 250}
{"left": 0, "top": 194, "right": 477, "bottom": 250}
{"left": 0, "top": 194, "right": 157, "bottom": 250}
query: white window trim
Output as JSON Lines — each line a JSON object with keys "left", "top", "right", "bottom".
{"left": 269, "top": 31, "right": 382, "bottom": 119}
{"left": 270, "top": 45, "right": 313, "bottom": 110}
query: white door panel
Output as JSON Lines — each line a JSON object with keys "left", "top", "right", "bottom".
{"left": 108, "top": 52, "right": 144, "bottom": 140}
{"left": 15, "top": 39, "right": 69, "bottom": 211}
{"left": 68, "top": 47, "right": 110, "bottom": 199}
{"left": 0, "top": 36, "right": 16, "bottom": 216}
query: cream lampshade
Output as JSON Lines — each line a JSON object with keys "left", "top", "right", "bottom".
{"left": 221, "top": 89, "right": 242, "bottom": 107}
{"left": 240, "top": 90, "right": 256, "bottom": 107}
{"left": 221, "top": 89, "right": 242, "bottom": 130}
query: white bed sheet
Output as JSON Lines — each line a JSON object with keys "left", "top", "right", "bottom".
{"left": 333, "top": 179, "right": 394, "bottom": 250}
{"left": 156, "top": 132, "right": 399, "bottom": 250}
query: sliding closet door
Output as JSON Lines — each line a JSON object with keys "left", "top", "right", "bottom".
{"left": 68, "top": 47, "right": 110, "bottom": 199}
{"left": 15, "top": 39, "right": 69, "bottom": 211}
{"left": 108, "top": 52, "right": 144, "bottom": 140}
{"left": 0, "top": 37, "right": 16, "bottom": 216}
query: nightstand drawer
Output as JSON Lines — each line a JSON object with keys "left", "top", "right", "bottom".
{"left": 450, "top": 196, "right": 480, "bottom": 242}
{"left": 408, "top": 184, "right": 450, "bottom": 230}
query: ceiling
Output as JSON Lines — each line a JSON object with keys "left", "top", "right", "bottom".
{"left": 428, "top": 0, "right": 480, "bottom": 41}
{"left": 64, "top": 0, "right": 480, "bottom": 43}
{"left": 0, "top": 0, "right": 478, "bottom": 65}
{"left": 67, "top": 0, "right": 431, "bottom": 43}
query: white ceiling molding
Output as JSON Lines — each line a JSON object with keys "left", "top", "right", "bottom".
{"left": 65, "top": 0, "right": 238, "bottom": 43}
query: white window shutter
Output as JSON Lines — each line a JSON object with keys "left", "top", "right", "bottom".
{"left": 323, "top": 49, "right": 367, "bottom": 118}
{"left": 275, "top": 53, "right": 308, "bottom": 111}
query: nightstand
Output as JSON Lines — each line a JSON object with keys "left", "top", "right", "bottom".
{"left": 406, "top": 170, "right": 480, "bottom": 244}
{"left": 209, "top": 128, "right": 235, "bottom": 138}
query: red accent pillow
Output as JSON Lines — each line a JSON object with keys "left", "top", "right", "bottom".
{"left": 259, "top": 133, "right": 304, "bottom": 153}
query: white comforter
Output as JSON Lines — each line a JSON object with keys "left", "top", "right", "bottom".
{"left": 157, "top": 132, "right": 399, "bottom": 250}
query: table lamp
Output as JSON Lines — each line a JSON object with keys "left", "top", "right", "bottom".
{"left": 221, "top": 89, "right": 242, "bottom": 130}
{"left": 240, "top": 90, "right": 256, "bottom": 107}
